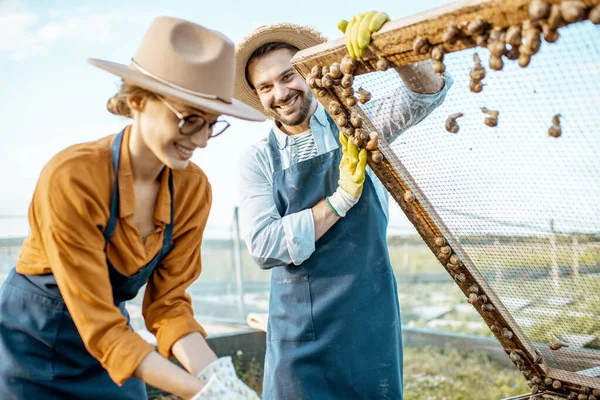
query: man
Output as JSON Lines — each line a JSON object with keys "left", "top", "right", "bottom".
{"left": 235, "top": 13, "right": 453, "bottom": 399}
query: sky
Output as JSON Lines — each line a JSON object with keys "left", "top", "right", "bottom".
{"left": 0, "top": 0, "right": 454, "bottom": 238}
{"left": 1, "top": 0, "right": 598, "bottom": 240}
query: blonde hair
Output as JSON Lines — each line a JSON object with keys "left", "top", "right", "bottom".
{"left": 106, "top": 81, "right": 155, "bottom": 118}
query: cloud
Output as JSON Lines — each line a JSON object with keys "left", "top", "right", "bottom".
{"left": 0, "top": 3, "right": 157, "bottom": 61}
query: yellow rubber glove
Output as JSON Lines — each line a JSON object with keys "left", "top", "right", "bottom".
{"left": 338, "top": 132, "right": 368, "bottom": 199}
{"left": 338, "top": 11, "right": 390, "bottom": 58}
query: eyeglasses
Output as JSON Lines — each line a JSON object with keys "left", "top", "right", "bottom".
{"left": 157, "top": 95, "right": 230, "bottom": 138}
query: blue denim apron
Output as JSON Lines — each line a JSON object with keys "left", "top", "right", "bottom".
{"left": 262, "top": 119, "right": 403, "bottom": 400}
{"left": 0, "top": 129, "right": 175, "bottom": 399}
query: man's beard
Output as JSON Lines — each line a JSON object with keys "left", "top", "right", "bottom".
{"left": 265, "top": 90, "right": 314, "bottom": 127}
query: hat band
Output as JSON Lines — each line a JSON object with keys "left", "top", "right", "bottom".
{"left": 130, "top": 59, "right": 232, "bottom": 104}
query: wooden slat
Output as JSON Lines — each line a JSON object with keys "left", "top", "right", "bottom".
{"left": 292, "top": 0, "right": 600, "bottom": 74}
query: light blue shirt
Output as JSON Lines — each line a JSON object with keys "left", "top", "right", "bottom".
{"left": 238, "top": 72, "right": 453, "bottom": 269}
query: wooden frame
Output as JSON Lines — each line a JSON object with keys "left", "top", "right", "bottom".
{"left": 291, "top": 0, "right": 600, "bottom": 398}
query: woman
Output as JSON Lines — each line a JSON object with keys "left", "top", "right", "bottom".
{"left": 0, "top": 16, "right": 263, "bottom": 400}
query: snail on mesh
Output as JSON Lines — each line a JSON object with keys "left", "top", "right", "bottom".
{"left": 435, "top": 237, "right": 446, "bottom": 246}
{"left": 336, "top": 115, "right": 348, "bottom": 127}
{"left": 481, "top": 107, "right": 500, "bottom": 127}
{"left": 357, "top": 88, "right": 372, "bottom": 104}
{"left": 445, "top": 112, "right": 464, "bottom": 133}
{"left": 549, "top": 332, "right": 569, "bottom": 350}
{"left": 431, "top": 45, "right": 446, "bottom": 74}
{"left": 548, "top": 114, "right": 562, "bottom": 137}
{"left": 470, "top": 53, "right": 486, "bottom": 93}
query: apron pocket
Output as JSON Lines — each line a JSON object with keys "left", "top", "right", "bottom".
{"left": 0, "top": 281, "right": 63, "bottom": 381}
{"left": 268, "top": 274, "right": 315, "bottom": 341}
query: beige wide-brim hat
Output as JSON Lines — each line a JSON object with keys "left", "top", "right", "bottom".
{"left": 234, "top": 23, "right": 327, "bottom": 114}
{"left": 89, "top": 16, "right": 264, "bottom": 122}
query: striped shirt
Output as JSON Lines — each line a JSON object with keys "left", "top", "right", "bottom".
{"left": 291, "top": 130, "right": 318, "bottom": 162}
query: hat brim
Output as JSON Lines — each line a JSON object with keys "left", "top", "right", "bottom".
{"left": 234, "top": 24, "right": 327, "bottom": 115}
{"left": 88, "top": 58, "right": 265, "bottom": 122}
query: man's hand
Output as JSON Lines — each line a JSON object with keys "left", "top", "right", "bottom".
{"left": 338, "top": 132, "right": 368, "bottom": 199}
{"left": 338, "top": 11, "right": 390, "bottom": 58}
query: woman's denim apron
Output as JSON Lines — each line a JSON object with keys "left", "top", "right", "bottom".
{"left": 0, "top": 129, "right": 174, "bottom": 399}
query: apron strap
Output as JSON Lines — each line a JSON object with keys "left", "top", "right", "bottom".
{"left": 103, "top": 130, "right": 124, "bottom": 243}
{"left": 267, "top": 129, "right": 283, "bottom": 172}
{"left": 163, "top": 169, "right": 175, "bottom": 245}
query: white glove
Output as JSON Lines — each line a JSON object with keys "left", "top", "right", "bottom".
{"left": 327, "top": 186, "right": 360, "bottom": 217}
{"left": 193, "top": 356, "right": 259, "bottom": 400}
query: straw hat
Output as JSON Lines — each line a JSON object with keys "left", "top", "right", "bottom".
{"left": 89, "top": 16, "right": 264, "bottom": 121}
{"left": 234, "top": 23, "right": 327, "bottom": 114}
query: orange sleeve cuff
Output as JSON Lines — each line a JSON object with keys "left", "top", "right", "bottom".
{"left": 101, "top": 330, "right": 156, "bottom": 385}
{"left": 155, "top": 313, "right": 207, "bottom": 359}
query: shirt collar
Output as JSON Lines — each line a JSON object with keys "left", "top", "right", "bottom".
{"left": 117, "top": 125, "right": 172, "bottom": 225}
{"left": 271, "top": 102, "right": 329, "bottom": 150}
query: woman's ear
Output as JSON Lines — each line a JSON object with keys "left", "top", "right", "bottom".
{"left": 128, "top": 95, "right": 147, "bottom": 113}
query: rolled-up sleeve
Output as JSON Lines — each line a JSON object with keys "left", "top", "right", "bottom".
{"left": 363, "top": 71, "right": 454, "bottom": 144}
{"left": 238, "top": 148, "right": 315, "bottom": 269}
{"left": 143, "top": 173, "right": 212, "bottom": 359}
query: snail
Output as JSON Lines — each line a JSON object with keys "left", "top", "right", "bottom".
{"left": 529, "top": 0, "right": 551, "bottom": 20}
{"left": 341, "top": 74, "right": 354, "bottom": 89}
{"left": 434, "top": 237, "right": 446, "bottom": 246}
{"left": 449, "top": 254, "right": 460, "bottom": 265}
{"left": 357, "top": 88, "right": 372, "bottom": 104}
{"left": 336, "top": 115, "right": 348, "bottom": 127}
{"left": 413, "top": 37, "right": 430, "bottom": 55}
{"left": 317, "top": 89, "right": 328, "bottom": 97}
{"left": 345, "top": 96, "right": 358, "bottom": 107}
{"left": 560, "top": 0, "right": 587, "bottom": 23}
{"left": 365, "top": 131, "right": 378, "bottom": 151}
{"left": 403, "top": 191, "right": 415, "bottom": 203}
{"left": 350, "top": 113, "right": 363, "bottom": 128}
{"left": 371, "top": 151, "right": 384, "bottom": 163}
{"left": 376, "top": 57, "right": 389, "bottom": 71}
{"left": 321, "top": 74, "right": 334, "bottom": 88}
{"left": 311, "top": 65, "right": 322, "bottom": 78}
{"left": 549, "top": 332, "right": 569, "bottom": 350}
{"left": 502, "top": 328, "right": 514, "bottom": 339}
{"left": 329, "top": 62, "right": 342, "bottom": 79}
{"left": 548, "top": 114, "right": 562, "bottom": 137}
{"left": 467, "top": 17, "right": 488, "bottom": 36}
{"left": 590, "top": 4, "right": 600, "bottom": 24}
{"left": 443, "top": 22, "right": 461, "bottom": 44}
{"left": 470, "top": 53, "right": 486, "bottom": 93}
{"left": 340, "top": 56, "right": 357, "bottom": 75}
{"left": 445, "top": 112, "right": 464, "bottom": 133}
{"left": 481, "top": 107, "right": 500, "bottom": 127}
{"left": 328, "top": 101, "right": 342, "bottom": 116}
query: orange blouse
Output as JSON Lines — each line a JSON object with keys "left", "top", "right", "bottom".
{"left": 17, "top": 126, "right": 211, "bottom": 385}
